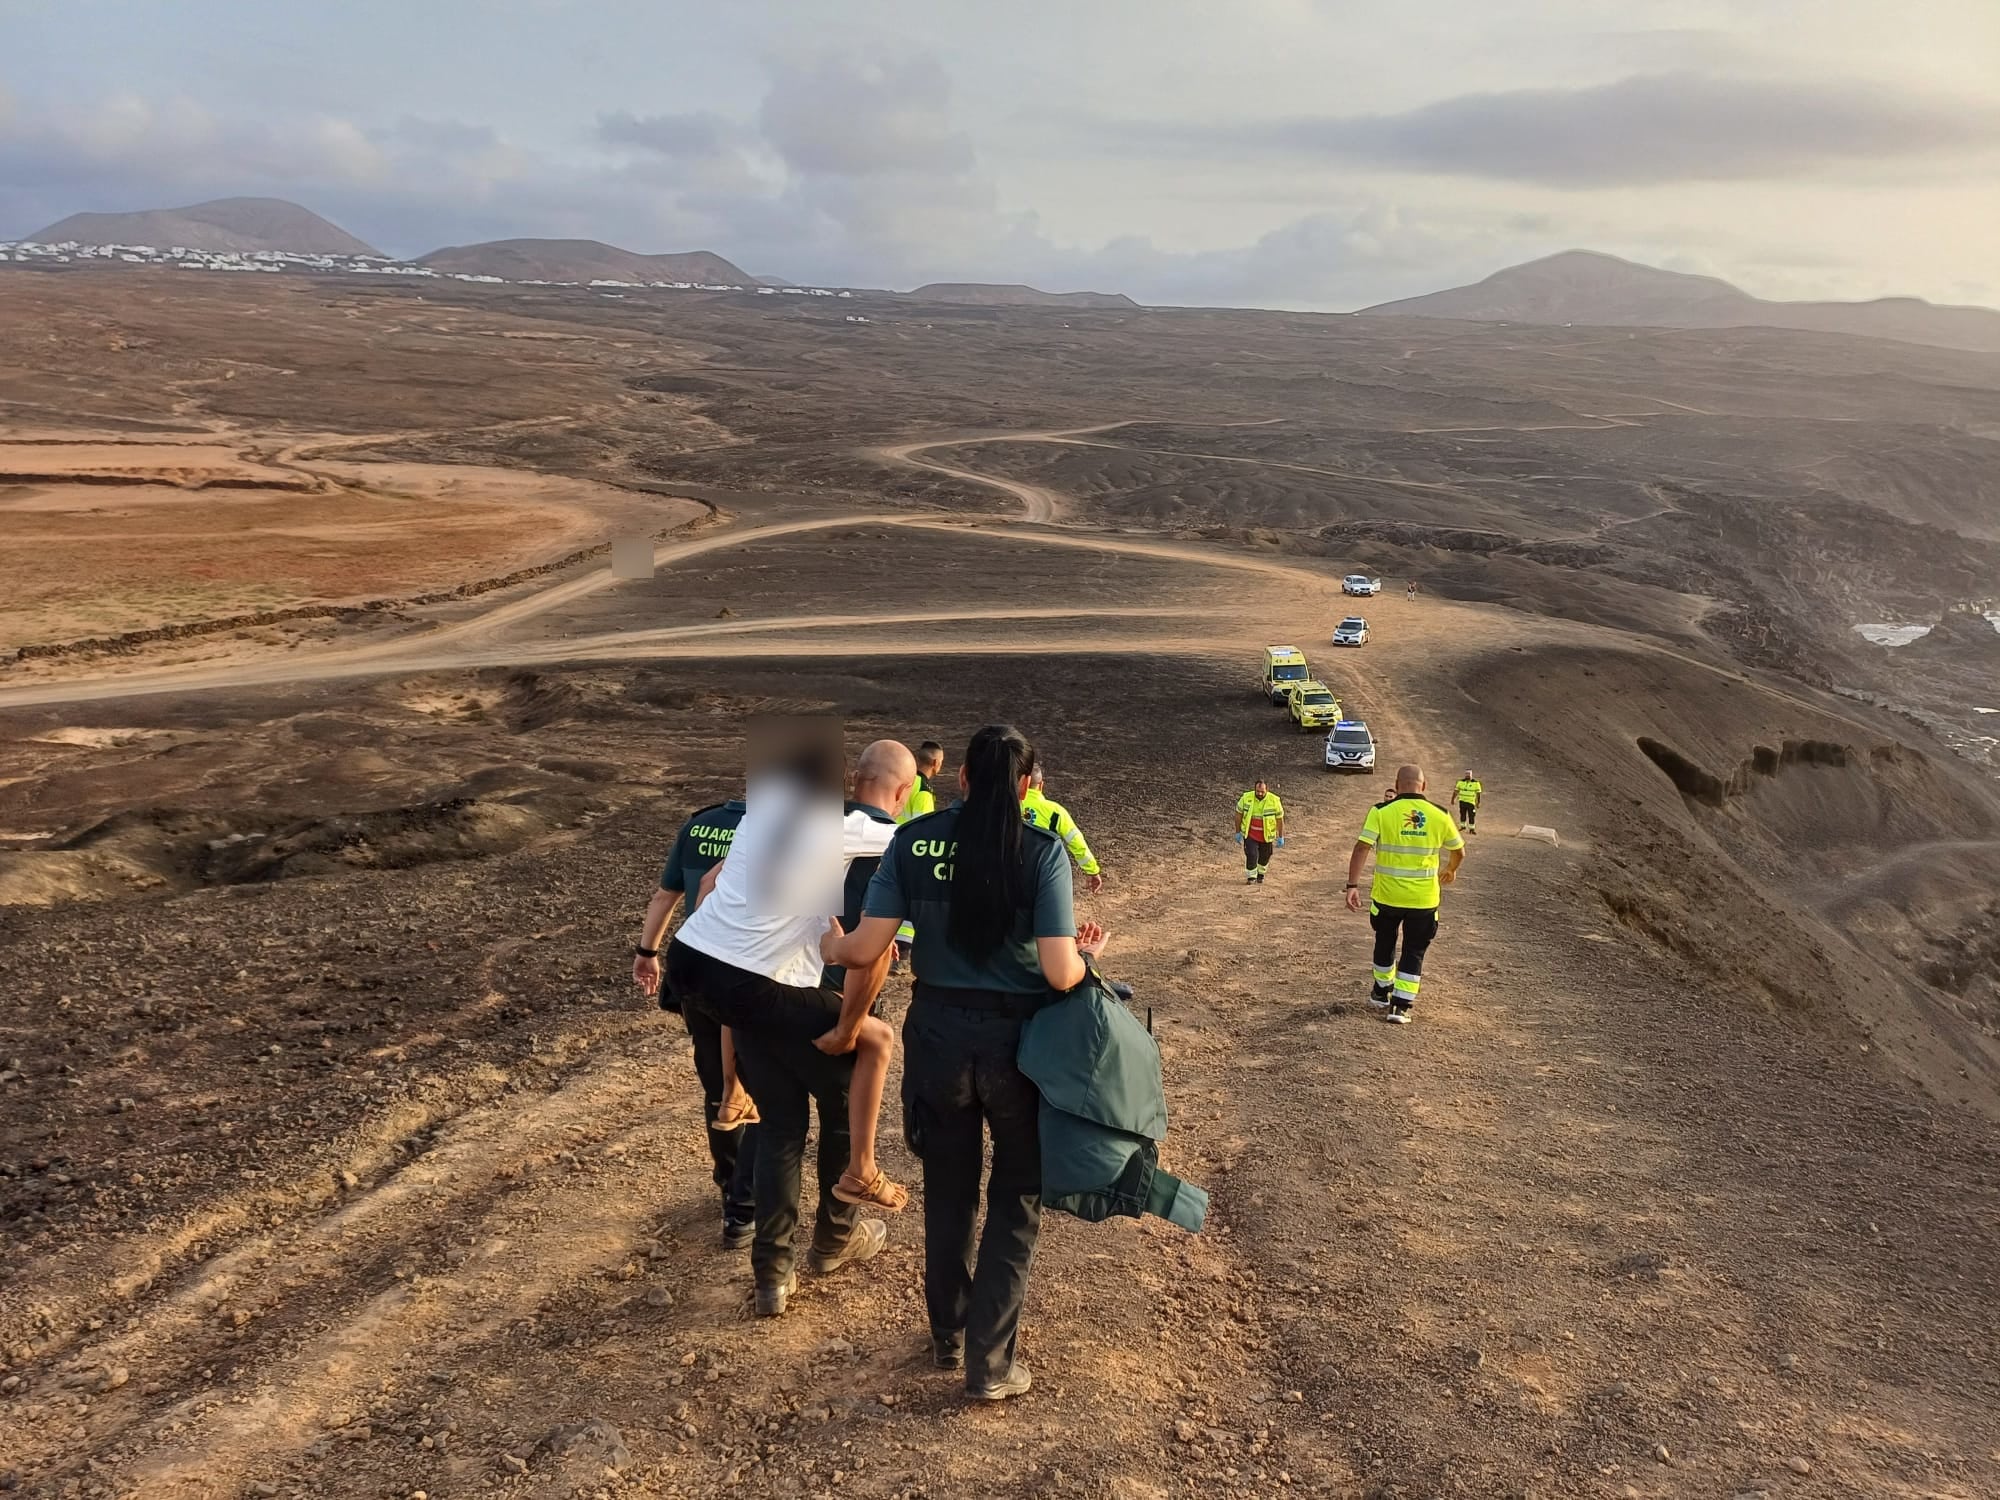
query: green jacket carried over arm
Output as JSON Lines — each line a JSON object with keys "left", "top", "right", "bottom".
{"left": 1017, "top": 980, "right": 1208, "bottom": 1232}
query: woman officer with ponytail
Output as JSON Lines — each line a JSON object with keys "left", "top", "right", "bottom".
{"left": 823, "top": 724, "right": 1106, "bottom": 1401}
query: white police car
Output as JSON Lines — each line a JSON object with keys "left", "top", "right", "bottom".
{"left": 1323, "top": 720, "right": 1377, "bottom": 773}
{"left": 1332, "top": 616, "right": 1368, "bottom": 646}
{"left": 1342, "top": 574, "right": 1381, "bottom": 596}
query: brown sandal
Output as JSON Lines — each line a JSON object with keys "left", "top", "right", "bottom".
{"left": 834, "top": 1168, "right": 909, "bottom": 1211}
{"left": 714, "top": 1096, "right": 760, "bottom": 1132}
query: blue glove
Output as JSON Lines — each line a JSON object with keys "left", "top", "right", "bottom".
{"left": 1235, "top": 834, "right": 1245, "bottom": 844}
{"left": 1276, "top": 837, "right": 1286, "bottom": 849}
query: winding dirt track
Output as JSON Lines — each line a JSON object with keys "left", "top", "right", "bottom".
{"left": 0, "top": 425, "right": 1333, "bottom": 710}
{"left": 0, "top": 422, "right": 1889, "bottom": 759}
{"left": 871, "top": 423, "right": 1138, "bottom": 522}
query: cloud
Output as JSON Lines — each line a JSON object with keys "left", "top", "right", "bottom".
{"left": 387, "top": 117, "right": 502, "bottom": 154}
{"left": 0, "top": 93, "right": 558, "bottom": 249}
{"left": 0, "top": 60, "right": 1578, "bottom": 308}
{"left": 758, "top": 54, "right": 975, "bottom": 178}
{"left": 1106, "top": 72, "right": 2000, "bottom": 187}
{"left": 596, "top": 109, "right": 743, "bottom": 160}
{"left": 0, "top": 92, "right": 391, "bottom": 203}
{"left": 3, "top": 45, "right": 1992, "bottom": 312}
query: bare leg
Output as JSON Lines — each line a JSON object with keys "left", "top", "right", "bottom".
{"left": 836, "top": 1015, "right": 908, "bottom": 1209}
{"left": 715, "top": 1026, "right": 759, "bottom": 1129}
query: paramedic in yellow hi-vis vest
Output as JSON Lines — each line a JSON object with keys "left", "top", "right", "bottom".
{"left": 1235, "top": 778, "right": 1285, "bottom": 884}
{"left": 1345, "top": 764, "right": 1464, "bottom": 1024}
{"left": 1021, "top": 767, "right": 1104, "bottom": 892}
{"left": 1454, "top": 771, "right": 1483, "bottom": 835}
{"left": 892, "top": 741, "right": 947, "bottom": 970}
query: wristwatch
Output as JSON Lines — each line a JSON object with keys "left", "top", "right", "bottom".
{"left": 633, "top": 944, "right": 660, "bottom": 959}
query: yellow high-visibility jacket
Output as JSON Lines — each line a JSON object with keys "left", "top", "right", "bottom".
{"left": 1021, "top": 788, "right": 1100, "bottom": 876}
{"left": 1236, "top": 790, "right": 1284, "bottom": 842}
{"left": 899, "top": 774, "right": 939, "bottom": 823}
{"left": 1358, "top": 793, "right": 1463, "bottom": 909}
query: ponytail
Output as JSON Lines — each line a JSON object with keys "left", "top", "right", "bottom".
{"left": 947, "top": 724, "right": 1036, "bottom": 958}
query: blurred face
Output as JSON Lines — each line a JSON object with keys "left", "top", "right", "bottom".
{"left": 1254, "top": 780, "right": 1267, "bottom": 796}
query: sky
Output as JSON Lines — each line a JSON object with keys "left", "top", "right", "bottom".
{"left": 3, "top": 0, "right": 1997, "bottom": 310}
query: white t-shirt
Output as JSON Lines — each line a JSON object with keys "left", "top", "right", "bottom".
{"left": 674, "top": 772, "right": 898, "bottom": 988}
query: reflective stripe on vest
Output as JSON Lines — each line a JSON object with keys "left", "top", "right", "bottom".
{"left": 1364, "top": 797, "right": 1457, "bottom": 909}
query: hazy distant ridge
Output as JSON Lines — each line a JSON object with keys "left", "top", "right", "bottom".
{"left": 907, "top": 282, "right": 1139, "bottom": 309}
{"left": 416, "top": 239, "right": 755, "bottom": 285}
{"left": 28, "top": 197, "right": 380, "bottom": 257}
{"left": 1362, "top": 250, "right": 2000, "bottom": 354}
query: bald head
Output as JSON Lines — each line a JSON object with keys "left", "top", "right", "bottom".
{"left": 1029, "top": 766, "right": 1046, "bottom": 789}
{"left": 1395, "top": 764, "right": 1425, "bottom": 792}
{"left": 860, "top": 736, "right": 920, "bottom": 788}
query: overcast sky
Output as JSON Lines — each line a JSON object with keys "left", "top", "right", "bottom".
{"left": 4, "top": 0, "right": 1997, "bottom": 309}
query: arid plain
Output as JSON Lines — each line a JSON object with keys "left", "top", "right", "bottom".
{"left": 3, "top": 268, "right": 1999, "bottom": 1499}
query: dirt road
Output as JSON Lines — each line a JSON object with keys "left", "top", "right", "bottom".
{"left": 0, "top": 432, "right": 1347, "bottom": 710}
{"left": 872, "top": 425, "right": 1137, "bottom": 523}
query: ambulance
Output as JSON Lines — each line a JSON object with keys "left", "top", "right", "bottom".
{"left": 1261, "top": 645, "right": 1311, "bottom": 705}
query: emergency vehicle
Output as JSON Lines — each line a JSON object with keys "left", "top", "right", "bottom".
{"left": 1262, "top": 645, "right": 1311, "bottom": 705}
{"left": 1286, "top": 679, "right": 1342, "bottom": 731}
{"left": 1323, "top": 720, "right": 1378, "bottom": 773}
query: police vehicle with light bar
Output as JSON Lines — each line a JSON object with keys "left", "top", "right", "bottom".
{"left": 1323, "top": 720, "right": 1377, "bottom": 773}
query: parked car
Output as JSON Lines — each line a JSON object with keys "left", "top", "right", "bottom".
{"left": 1342, "top": 574, "right": 1381, "bottom": 596}
{"left": 1323, "top": 720, "right": 1377, "bottom": 773}
{"left": 1331, "top": 616, "right": 1368, "bottom": 646}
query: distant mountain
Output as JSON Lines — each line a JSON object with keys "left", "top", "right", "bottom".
{"left": 907, "top": 282, "right": 1139, "bottom": 310}
{"left": 27, "top": 197, "right": 379, "bottom": 256}
{"left": 1361, "top": 251, "right": 2000, "bottom": 354}
{"left": 417, "top": 238, "right": 753, "bottom": 286}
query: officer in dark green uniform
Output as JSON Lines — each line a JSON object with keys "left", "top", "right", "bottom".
{"left": 823, "top": 725, "right": 1107, "bottom": 1402}
{"left": 633, "top": 797, "right": 754, "bottom": 1246}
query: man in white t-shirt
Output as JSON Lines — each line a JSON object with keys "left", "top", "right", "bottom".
{"left": 667, "top": 737, "right": 915, "bottom": 1316}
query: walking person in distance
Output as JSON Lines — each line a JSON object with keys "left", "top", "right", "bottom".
{"left": 1345, "top": 764, "right": 1465, "bottom": 1024}
{"left": 1454, "top": 770, "right": 1483, "bottom": 835}
{"left": 1235, "top": 777, "right": 1285, "bottom": 884}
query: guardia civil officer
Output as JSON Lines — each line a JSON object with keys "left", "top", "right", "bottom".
{"left": 633, "top": 794, "right": 756, "bottom": 1247}
{"left": 823, "top": 724, "right": 1107, "bottom": 1401}
{"left": 891, "top": 741, "right": 947, "bottom": 969}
